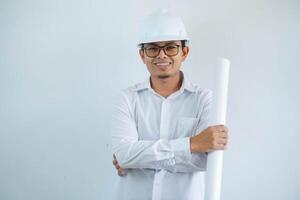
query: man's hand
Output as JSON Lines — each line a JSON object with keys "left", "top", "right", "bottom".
{"left": 190, "top": 125, "right": 228, "bottom": 153}
{"left": 113, "top": 154, "right": 124, "bottom": 176}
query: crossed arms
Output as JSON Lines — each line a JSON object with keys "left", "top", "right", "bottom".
{"left": 111, "top": 92, "right": 228, "bottom": 176}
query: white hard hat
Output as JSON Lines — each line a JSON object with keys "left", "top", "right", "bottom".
{"left": 138, "top": 9, "right": 190, "bottom": 45}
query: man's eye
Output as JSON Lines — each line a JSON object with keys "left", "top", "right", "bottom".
{"left": 165, "top": 46, "right": 177, "bottom": 50}
{"left": 147, "top": 47, "right": 158, "bottom": 51}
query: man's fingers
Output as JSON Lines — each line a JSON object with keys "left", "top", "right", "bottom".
{"left": 213, "top": 124, "right": 225, "bottom": 129}
{"left": 113, "top": 160, "right": 121, "bottom": 169}
{"left": 112, "top": 159, "right": 117, "bottom": 165}
{"left": 218, "top": 132, "right": 228, "bottom": 139}
{"left": 214, "top": 143, "right": 227, "bottom": 150}
{"left": 211, "top": 138, "right": 228, "bottom": 150}
{"left": 212, "top": 132, "right": 228, "bottom": 141}
{"left": 207, "top": 144, "right": 226, "bottom": 152}
{"left": 212, "top": 125, "right": 228, "bottom": 133}
{"left": 118, "top": 168, "right": 123, "bottom": 176}
{"left": 113, "top": 154, "right": 126, "bottom": 177}
{"left": 112, "top": 160, "right": 122, "bottom": 170}
{"left": 217, "top": 138, "right": 228, "bottom": 145}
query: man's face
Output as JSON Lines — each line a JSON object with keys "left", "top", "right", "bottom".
{"left": 139, "top": 40, "right": 189, "bottom": 79}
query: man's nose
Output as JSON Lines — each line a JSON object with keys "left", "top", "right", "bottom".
{"left": 157, "top": 48, "right": 168, "bottom": 59}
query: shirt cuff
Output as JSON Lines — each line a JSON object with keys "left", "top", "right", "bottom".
{"left": 170, "top": 137, "right": 192, "bottom": 164}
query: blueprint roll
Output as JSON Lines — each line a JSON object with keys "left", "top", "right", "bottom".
{"left": 204, "top": 58, "right": 230, "bottom": 200}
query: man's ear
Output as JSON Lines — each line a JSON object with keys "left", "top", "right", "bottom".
{"left": 139, "top": 49, "right": 146, "bottom": 64}
{"left": 181, "top": 46, "right": 189, "bottom": 61}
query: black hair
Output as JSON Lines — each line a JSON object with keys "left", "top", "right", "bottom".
{"left": 181, "top": 40, "right": 187, "bottom": 48}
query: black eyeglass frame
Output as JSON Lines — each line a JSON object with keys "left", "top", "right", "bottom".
{"left": 142, "top": 44, "right": 182, "bottom": 58}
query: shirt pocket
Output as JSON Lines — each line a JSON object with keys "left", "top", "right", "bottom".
{"left": 175, "top": 117, "right": 200, "bottom": 138}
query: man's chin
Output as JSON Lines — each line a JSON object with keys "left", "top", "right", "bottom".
{"left": 156, "top": 70, "right": 180, "bottom": 79}
{"left": 157, "top": 74, "right": 171, "bottom": 79}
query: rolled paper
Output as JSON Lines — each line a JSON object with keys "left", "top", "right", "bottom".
{"left": 204, "top": 58, "right": 230, "bottom": 200}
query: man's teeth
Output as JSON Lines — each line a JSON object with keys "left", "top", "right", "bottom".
{"left": 156, "top": 63, "right": 170, "bottom": 66}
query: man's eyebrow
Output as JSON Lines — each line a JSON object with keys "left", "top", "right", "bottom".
{"left": 145, "top": 42, "right": 178, "bottom": 47}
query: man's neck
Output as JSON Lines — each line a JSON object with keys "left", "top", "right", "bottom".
{"left": 150, "top": 71, "right": 183, "bottom": 98}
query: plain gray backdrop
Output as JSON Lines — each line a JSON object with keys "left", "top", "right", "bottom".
{"left": 0, "top": 0, "right": 299, "bottom": 199}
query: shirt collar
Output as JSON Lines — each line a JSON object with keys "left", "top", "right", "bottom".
{"left": 131, "top": 71, "right": 197, "bottom": 93}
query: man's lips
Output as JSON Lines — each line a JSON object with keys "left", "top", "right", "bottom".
{"left": 156, "top": 62, "right": 171, "bottom": 66}
{"left": 154, "top": 62, "right": 172, "bottom": 67}
{"left": 154, "top": 62, "right": 172, "bottom": 71}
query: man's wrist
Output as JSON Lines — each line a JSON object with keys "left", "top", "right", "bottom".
{"left": 189, "top": 136, "right": 195, "bottom": 153}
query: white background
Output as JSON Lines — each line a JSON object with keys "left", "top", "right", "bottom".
{"left": 0, "top": 0, "right": 299, "bottom": 199}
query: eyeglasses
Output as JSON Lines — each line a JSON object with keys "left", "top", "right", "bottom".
{"left": 143, "top": 44, "right": 181, "bottom": 58}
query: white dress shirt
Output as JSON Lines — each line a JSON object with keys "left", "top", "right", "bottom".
{"left": 111, "top": 72, "right": 212, "bottom": 200}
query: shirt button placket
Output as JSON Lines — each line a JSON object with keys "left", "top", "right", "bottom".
{"left": 160, "top": 99, "right": 169, "bottom": 139}
{"left": 153, "top": 99, "right": 169, "bottom": 200}
{"left": 152, "top": 175, "right": 161, "bottom": 200}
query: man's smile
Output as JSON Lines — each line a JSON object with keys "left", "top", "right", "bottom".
{"left": 154, "top": 62, "right": 172, "bottom": 70}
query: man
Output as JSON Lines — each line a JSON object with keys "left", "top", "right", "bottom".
{"left": 111, "top": 10, "right": 228, "bottom": 200}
